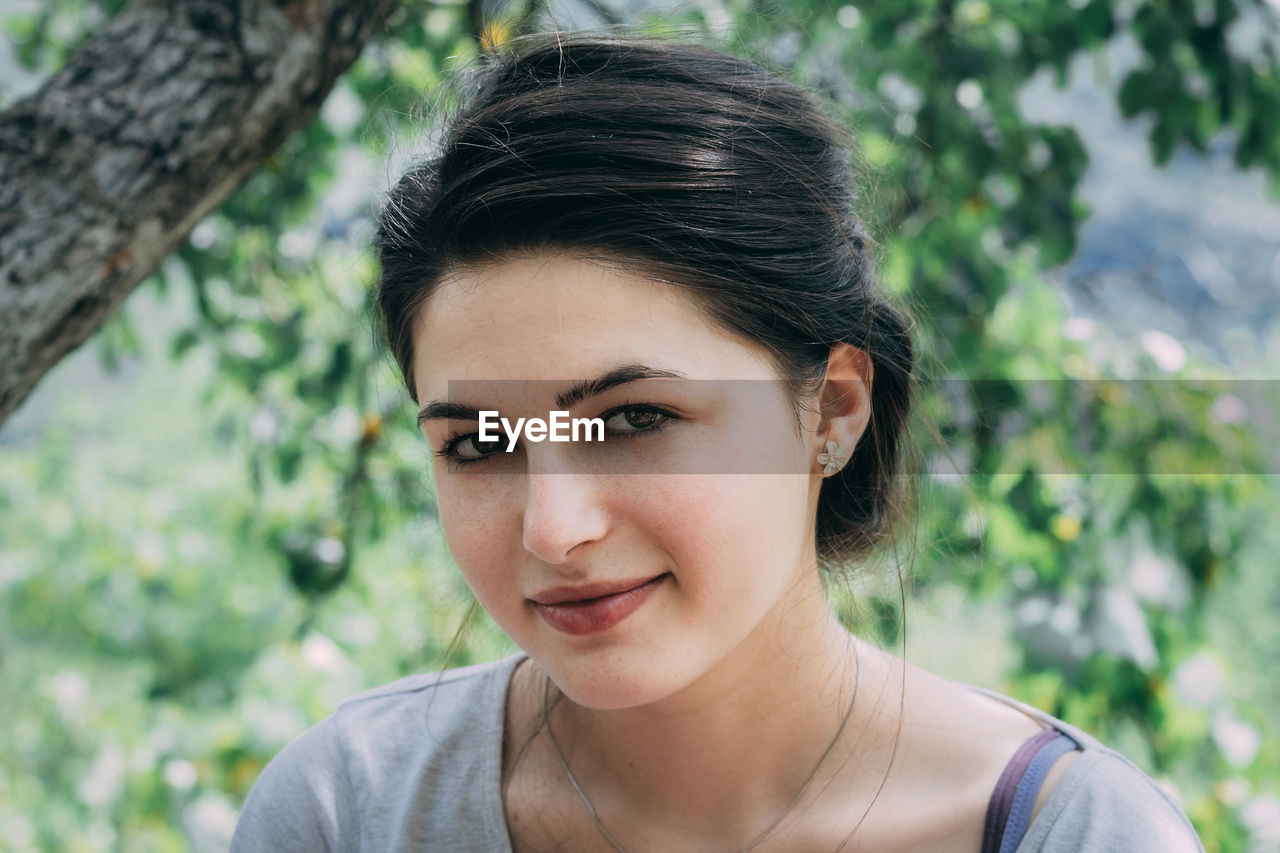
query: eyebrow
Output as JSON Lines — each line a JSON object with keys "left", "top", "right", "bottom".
{"left": 416, "top": 364, "right": 686, "bottom": 426}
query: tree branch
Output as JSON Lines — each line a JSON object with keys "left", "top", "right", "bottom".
{"left": 0, "top": 0, "right": 401, "bottom": 425}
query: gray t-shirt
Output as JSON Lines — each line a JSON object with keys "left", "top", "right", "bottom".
{"left": 231, "top": 653, "right": 1205, "bottom": 852}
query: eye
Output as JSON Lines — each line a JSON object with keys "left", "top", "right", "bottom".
{"left": 440, "top": 432, "right": 506, "bottom": 463}
{"left": 601, "top": 405, "right": 672, "bottom": 435}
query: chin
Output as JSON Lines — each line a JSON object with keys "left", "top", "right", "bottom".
{"left": 539, "top": 649, "right": 697, "bottom": 711}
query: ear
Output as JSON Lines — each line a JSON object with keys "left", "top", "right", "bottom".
{"left": 814, "top": 343, "right": 874, "bottom": 474}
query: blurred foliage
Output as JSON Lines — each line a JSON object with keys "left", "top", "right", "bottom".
{"left": 2, "top": 0, "right": 1279, "bottom": 850}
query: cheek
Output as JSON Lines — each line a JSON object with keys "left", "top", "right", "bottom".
{"left": 435, "top": 474, "right": 518, "bottom": 601}
{"left": 625, "top": 474, "right": 811, "bottom": 584}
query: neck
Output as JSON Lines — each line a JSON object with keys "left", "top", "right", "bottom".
{"left": 541, "top": 577, "right": 870, "bottom": 847}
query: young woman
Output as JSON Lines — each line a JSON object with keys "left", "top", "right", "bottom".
{"left": 232, "top": 35, "right": 1205, "bottom": 852}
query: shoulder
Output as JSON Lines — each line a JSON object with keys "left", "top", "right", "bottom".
{"left": 1019, "top": 748, "right": 1205, "bottom": 852}
{"left": 229, "top": 705, "right": 352, "bottom": 853}
{"left": 966, "top": 686, "right": 1205, "bottom": 853}
{"left": 332, "top": 654, "right": 514, "bottom": 755}
{"left": 230, "top": 654, "right": 522, "bottom": 853}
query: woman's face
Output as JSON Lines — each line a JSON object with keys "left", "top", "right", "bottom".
{"left": 411, "top": 253, "right": 827, "bottom": 709}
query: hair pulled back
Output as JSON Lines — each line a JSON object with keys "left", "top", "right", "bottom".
{"left": 375, "top": 34, "right": 916, "bottom": 565}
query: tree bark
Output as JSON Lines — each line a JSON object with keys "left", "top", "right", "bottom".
{"left": 0, "top": 0, "right": 401, "bottom": 425}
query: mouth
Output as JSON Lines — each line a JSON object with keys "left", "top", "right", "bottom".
{"left": 529, "top": 574, "right": 668, "bottom": 605}
{"left": 529, "top": 573, "right": 670, "bottom": 636}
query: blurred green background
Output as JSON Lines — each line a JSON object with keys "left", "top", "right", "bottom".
{"left": 2, "top": 0, "right": 1279, "bottom": 850}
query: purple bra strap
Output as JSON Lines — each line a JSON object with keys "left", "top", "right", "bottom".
{"left": 998, "top": 733, "right": 1079, "bottom": 853}
{"left": 980, "top": 728, "right": 1061, "bottom": 853}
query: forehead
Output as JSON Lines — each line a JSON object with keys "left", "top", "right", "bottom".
{"left": 410, "top": 254, "right": 775, "bottom": 397}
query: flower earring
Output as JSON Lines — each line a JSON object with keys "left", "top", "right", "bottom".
{"left": 817, "top": 440, "right": 847, "bottom": 476}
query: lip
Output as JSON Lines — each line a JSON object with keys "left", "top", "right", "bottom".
{"left": 530, "top": 575, "right": 666, "bottom": 605}
{"left": 530, "top": 573, "right": 669, "bottom": 636}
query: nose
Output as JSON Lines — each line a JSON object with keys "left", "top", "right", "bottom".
{"left": 521, "top": 471, "right": 609, "bottom": 564}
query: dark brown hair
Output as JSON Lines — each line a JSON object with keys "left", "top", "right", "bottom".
{"left": 374, "top": 33, "right": 916, "bottom": 564}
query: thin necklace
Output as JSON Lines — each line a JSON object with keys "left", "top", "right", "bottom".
{"left": 542, "top": 638, "right": 862, "bottom": 853}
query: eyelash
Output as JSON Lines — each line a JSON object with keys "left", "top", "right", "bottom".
{"left": 434, "top": 403, "right": 679, "bottom": 469}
